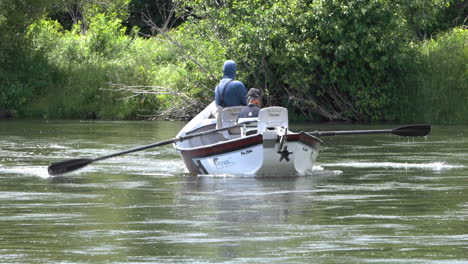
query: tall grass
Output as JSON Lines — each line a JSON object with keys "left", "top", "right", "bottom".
{"left": 24, "top": 15, "right": 224, "bottom": 119}
{"left": 401, "top": 28, "right": 468, "bottom": 124}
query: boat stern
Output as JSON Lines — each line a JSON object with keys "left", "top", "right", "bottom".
{"left": 254, "top": 132, "right": 321, "bottom": 176}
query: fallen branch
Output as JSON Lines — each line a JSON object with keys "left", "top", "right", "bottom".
{"left": 102, "top": 83, "right": 207, "bottom": 120}
{"left": 101, "top": 83, "right": 183, "bottom": 100}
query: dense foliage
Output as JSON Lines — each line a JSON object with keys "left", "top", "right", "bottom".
{"left": 178, "top": 0, "right": 466, "bottom": 122}
{"left": 401, "top": 28, "right": 468, "bottom": 124}
{"left": 0, "top": 0, "right": 56, "bottom": 117}
{"left": 0, "top": 0, "right": 467, "bottom": 123}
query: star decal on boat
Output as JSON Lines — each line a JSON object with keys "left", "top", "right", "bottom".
{"left": 278, "top": 146, "right": 293, "bottom": 162}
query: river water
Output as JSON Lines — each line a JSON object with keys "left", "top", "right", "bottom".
{"left": 0, "top": 120, "right": 466, "bottom": 263}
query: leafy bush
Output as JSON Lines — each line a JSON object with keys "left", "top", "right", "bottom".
{"left": 176, "top": 0, "right": 466, "bottom": 122}
{"left": 0, "top": 0, "right": 56, "bottom": 116}
{"left": 179, "top": 0, "right": 415, "bottom": 121}
{"left": 26, "top": 16, "right": 145, "bottom": 119}
{"left": 401, "top": 28, "right": 468, "bottom": 124}
{"left": 25, "top": 13, "right": 226, "bottom": 119}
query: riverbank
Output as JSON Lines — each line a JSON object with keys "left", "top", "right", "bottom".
{"left": 20, "top": 23, "right": 468, "bottom": 124}
{"left": 1, "top": 1, "right": 467, "bottom": 124}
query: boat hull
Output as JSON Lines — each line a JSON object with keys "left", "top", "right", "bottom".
{"left": 178, "top": 132, "right": 321, "bottom": 176}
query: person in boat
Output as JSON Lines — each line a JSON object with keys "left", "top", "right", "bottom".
{"left": 239, "top": 88, "right": 262, "bottom": 118}
{"left": 214, "top": 60, "right": 247, "bottom": 127}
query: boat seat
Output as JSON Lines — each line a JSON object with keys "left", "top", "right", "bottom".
{"left": 237, "top": 117, "right": 258, "bottom": 126}
{"left": 220, "top": 106, "right": 244, "bottom": 135}
{"left": 258, "top": 107, "right": 289, "bottom": 133}
{"left": 245, "top": 129, "right": 258, "bottom": 136}
{"left": 238, "top": 117, "right": 258, "bottom": 136}
{"left": 200, "top": 133, "right": 226, "bottom": 146}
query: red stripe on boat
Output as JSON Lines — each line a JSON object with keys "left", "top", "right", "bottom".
{"left": 180, "top": 134, "right": 263, "bottom": 158}
{"left": 288, "top": 133, "right": 321, "bottom": 148}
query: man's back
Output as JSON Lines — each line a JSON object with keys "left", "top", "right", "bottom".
{"left": 214, "top": 60, "right": 247, "bottom": 107}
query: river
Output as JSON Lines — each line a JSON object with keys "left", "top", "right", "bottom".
{"left": 0, "top": 120, "right": 466, "bottom": 263}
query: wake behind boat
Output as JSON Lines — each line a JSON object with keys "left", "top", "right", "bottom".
{"left": 174, "top": 102, "right": 322, "bottom": 176}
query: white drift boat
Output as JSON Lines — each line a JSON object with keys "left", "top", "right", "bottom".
{"left": 47, "top": 102, "right": 430, "bottom": 176}
{"left": 174, "top": 102, "right": 322, "bottom": 176}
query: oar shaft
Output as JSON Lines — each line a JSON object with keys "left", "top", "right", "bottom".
{"left": 315, "top": 129, "right": 392, "bottom": 136}
{"left": 93, "top": 138, "right": 176, "bottom": 162}
{"left": 94, "top": 122, "right": 249, "bottom": 162}
{"left": 308, "top": 124, "right": 431, "bottom": 137}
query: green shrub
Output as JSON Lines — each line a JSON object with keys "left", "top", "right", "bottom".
{"left": 26, "top": 16, "right": 145, "bottom": 119}
{"left": 178, "top": 0, "right": 416, "bottom": 121}
{"left": 401, "top": 28, "right": 468, "bottom": 124}
{"left": 0, "top": 0, "right": 57, "bottom": 116}
{"left": 24, "top": 13, "right": 227, "bottom": 119}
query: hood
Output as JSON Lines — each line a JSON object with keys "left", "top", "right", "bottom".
{"left": 222, "top": 60, "right": 236, "bottom": 79}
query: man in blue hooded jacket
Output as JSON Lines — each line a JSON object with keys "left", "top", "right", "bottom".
{"left": 215, "top": 60, "right": 247, "bottom": 107}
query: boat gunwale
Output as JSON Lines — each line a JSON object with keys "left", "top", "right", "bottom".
{"left": 176, "top": 131, "right": 321, "bottom": 158}
{"left": 176, "top": 134, "right": 263, "bottom": 157}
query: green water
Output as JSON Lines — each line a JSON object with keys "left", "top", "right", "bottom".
{"left": 0, "top": 120, "right": 466, "bottom": 263}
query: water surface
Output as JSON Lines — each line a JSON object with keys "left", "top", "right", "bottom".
{"left": 0, "top": 120, "right": 466, "bottom": 263}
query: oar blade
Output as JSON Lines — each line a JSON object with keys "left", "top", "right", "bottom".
{"left": 48, "top": 158, "right": 94, "bottom": 176}
{"left": 392, "top": 124, "right": 431, "bottom": 137}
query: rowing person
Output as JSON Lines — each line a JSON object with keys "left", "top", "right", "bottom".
{"left": 214, "top": 60, "right": 247, "bottom": 128}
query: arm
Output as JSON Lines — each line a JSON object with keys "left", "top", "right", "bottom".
{"left": 214, "top": 85, "right": 221, "bottom": 105}
{"left": 238, "top": 83, "right": 247, "bottom": 106}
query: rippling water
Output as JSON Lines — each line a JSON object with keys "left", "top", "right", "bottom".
{"left": 0, "top": 120, "right": 466, "bottom": 263}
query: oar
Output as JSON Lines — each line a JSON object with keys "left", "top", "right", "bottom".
{"left": 308, "top": 124, "right": 431, "bottom": 137}
{"left": 48, "top": 122, "right": 253, "bottom": 176}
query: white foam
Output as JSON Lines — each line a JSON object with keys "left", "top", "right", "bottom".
{"left": 0, "top": 166, "right": 50, "bottom": 179}
{"left": 312, "top": 165, "right": 324, "bottom": 171}
{"left": 324, "top": 161, "right": 464, "bottom": 170}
